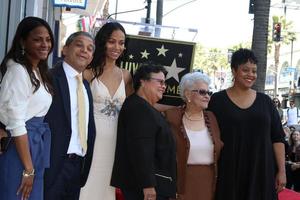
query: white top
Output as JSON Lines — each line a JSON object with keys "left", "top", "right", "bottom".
{"left": 0, "top": 59, "right": 52, "bottom": 136}
{"left": 63, "top": 62, "right": 89, "bottom": 156}
{"left": 186, "top": 127, "right": 214, "bottom": 165}
{"left": 90, "top": 70, "right": 126, "bottom": 121}
{"left": 287, "top": 107, "right": 299, "bottom": 126}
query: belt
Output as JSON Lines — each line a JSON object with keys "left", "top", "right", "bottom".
{"left": 66, "top": 154, "right": 83, "bottom": 161}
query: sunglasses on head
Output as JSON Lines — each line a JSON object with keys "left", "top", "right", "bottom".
{"left": 191, "top": 89, "right": 213, "bottom": 96}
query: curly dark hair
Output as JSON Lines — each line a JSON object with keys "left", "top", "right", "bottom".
{"left": 89, "top": 22, "right": 126, "bottom": 81}
{"left": 0, "top": 16, "right": 54, "bottom": 94}
{"left": 231, "top": 48, "right": 258, "bottom": 71}
{"left": 133, "top": 62, "right": 167, "bottom": 91}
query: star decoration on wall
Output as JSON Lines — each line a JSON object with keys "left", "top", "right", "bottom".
{"left": 156, "top": 45, "right": 169, "bottom": 57}
{"left": 164, "top": 59, "right": 185, "bottom": 82}
{"left": 140, "top": 49, "right": 150, "bottom": 59}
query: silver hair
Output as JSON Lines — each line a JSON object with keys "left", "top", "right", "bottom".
{"left": 179, "top": 72, "right": 211, "bottom": 101}
{"left": 65, "top": 31, "right": 95, "bottom": 51}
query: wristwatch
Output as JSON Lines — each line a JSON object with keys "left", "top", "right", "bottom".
{"left": 22, "top": 169, "right": 35, "bottom": 177}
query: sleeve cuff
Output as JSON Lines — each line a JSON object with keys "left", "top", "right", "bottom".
{"left": 10, "top": 126, "right": 27, "bottom": 137}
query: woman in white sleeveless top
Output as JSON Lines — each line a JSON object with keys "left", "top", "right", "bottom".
{"left": 80, "top": 22, "right": 133, "bottom": 200}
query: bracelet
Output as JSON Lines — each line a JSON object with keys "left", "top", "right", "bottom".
{"left": 22, "top": 169, "right": 35, "bottom": 177}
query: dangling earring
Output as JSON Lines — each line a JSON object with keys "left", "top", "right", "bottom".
{"left": 21, "top": 46, "right": 25, "bottom": 56}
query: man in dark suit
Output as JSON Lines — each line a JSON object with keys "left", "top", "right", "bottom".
{"left": 44, "top": 31, "right": 96, "bottom": 200}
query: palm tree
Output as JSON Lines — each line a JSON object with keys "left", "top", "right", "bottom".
{"left": 252, "top": 0, "right": 271, "bottom": 93}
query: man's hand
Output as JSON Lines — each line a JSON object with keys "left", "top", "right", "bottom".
{"left": 143, "top": 187, "right": 156, "bottom": 200}
{"left": 291, "top": 163, "right": 300, "bottom": 171}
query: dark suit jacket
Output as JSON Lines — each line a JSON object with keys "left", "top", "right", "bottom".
{"left": 111, "top": 94, "right": 176, "bottom": 198}
{"left": 44, "top": 63, "right": 96, "bottom": 187}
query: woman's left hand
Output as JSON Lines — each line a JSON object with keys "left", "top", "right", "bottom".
{"left": 17, "top": 174, "right": 34, "bottom": 200}
{"left": 275, "top": 170, "right": 286, "bottom": 193}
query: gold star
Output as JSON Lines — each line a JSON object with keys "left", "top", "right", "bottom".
{"left": 164, "top": 59, "right": 185, "bottom": 82}
{"left": 140, "top": 50, "right": 150, "bottom": 59}
{"left": 156, "top": 45, "right": 169, "bottom": 57}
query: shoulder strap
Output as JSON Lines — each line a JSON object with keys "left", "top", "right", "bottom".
{"left": 120, "top": 68, "right": 124, "bottom": 80}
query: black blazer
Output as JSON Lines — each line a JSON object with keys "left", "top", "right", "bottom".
{"left": 44, "top": 63, "right": 96, "bottom": 187}
{"left": 111, "top": 94, "right": 176, "bottom": 198}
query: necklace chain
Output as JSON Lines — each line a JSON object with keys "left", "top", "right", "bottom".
{"left": 184, "top": 112, "right": 203, "bottom": 121}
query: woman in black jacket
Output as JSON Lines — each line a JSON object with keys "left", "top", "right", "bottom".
{"left": 111, "top": 62, "right": 176, "bottom": 200}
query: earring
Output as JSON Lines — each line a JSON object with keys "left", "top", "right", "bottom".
{"left": 21, "top": 46, "right": 25, "bottom": 56}
{"left": 187, "top": 99, "right": 191, "bottom": 103}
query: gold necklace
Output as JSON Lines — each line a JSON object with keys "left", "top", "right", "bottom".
{"left": 184, "top": 112, "right": 203, "bottom": 121}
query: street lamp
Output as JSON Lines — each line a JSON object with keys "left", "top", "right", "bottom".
{"left": 146, "top": 0, "right": 152, "bottom": 24}
{"left": 290, "top": 37, "right": 295, "bottom": 66}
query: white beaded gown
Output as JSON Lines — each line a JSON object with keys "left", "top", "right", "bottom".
{"left": 79, "top": 75, "right": 126, "bottom": 200}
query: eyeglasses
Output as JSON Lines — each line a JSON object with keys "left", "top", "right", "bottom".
{"left": 149, "top": 78, "right": 166, "bottom": 86}
{"left": 191, "top": 89, "right": 213, "bottom": 96}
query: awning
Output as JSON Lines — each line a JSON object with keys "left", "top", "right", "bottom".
{"left": 62, "top": 0, "right": 106, "bottom": 16}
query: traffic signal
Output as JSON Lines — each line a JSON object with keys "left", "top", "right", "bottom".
{"left": 273, "top": 23, "right": 281, "bottom": 42}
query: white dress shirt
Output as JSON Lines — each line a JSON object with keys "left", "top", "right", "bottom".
{"left": 63, "top": 62, "right": 89, "bottom": 156}
{"left": 0, "top": 59, "right": 52, "bottom": 136}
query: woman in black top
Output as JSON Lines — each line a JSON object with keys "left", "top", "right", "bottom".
{"left": 111, "top": 62, "right": 176, "bottom": 200}
{"left": 208, "top": 48, "right": 286, "bottom": 200}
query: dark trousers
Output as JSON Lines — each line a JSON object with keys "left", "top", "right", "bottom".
{"left": 44, "top": 156, "right": 82, "bottom": 200}
{"left": 122, "top": 188, "right": 169, "bottom": 200}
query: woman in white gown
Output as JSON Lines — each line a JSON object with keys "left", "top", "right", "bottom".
{"left": 80, "top": 22, "right": 133, "bottom": 200}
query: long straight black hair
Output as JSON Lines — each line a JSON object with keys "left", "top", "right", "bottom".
{"left": 0, "top": 16, "right": 54, "bottom": 94}
{"left": 88, "top": 22, "right": 126, "bottom": 81}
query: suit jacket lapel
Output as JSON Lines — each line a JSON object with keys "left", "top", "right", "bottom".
{"left": 55, "top": 64, "right": 71, "bottom": 124}
{"left": 83, "top": 80, "right": 92, "bottom": 105}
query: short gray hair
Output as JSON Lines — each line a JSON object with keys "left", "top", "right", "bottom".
{"left": 179, "top": 72, "right": 211, "bottom": 101}
{"left": 65, "top": 31, "right": 95, "bottom": 50}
